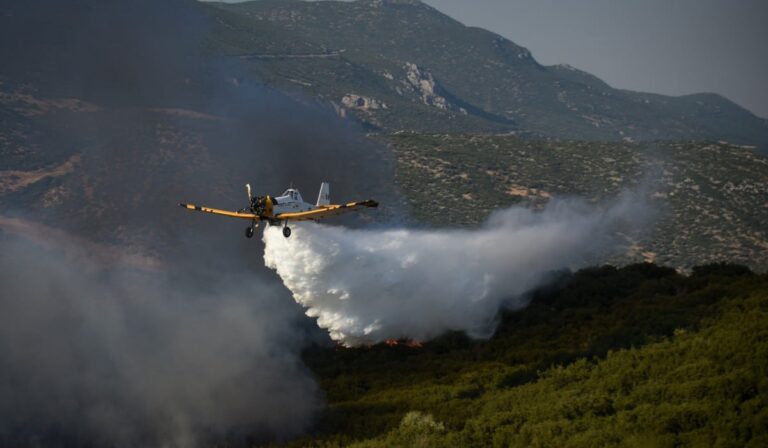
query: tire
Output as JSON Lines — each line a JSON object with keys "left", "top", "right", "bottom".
{"left": 245, "top": 226, "right": 255, "bottom": 239}
{"left": 282, "top": 226, "right": 292, "bottom": 238}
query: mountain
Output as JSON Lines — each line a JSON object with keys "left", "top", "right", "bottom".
{"left": 0, "top": 0, "right": 766, "bottom": 271}
{"left": 204, "top": 0, "right": 768, "bottom": 149}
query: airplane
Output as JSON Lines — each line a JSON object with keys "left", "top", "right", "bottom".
{"left": 179, "top": 182, "right": 378, "bottom": 238}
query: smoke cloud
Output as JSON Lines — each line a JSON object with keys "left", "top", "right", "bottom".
{"left": 264, "top": 192, "right": 649, "bottom": 346}
{"left": 0, "top": 0, "right": 397, "bottom": 445}
{"left": 0, "top": 233, "right": 321, "bottom": 447}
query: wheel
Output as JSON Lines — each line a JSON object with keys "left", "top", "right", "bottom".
{"left": 282, "top": 226, "right": 292, "bottom": 238}
{"left": 245, "top": 226, "right": 255, "bottom": 239}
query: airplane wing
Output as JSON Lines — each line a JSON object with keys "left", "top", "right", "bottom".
{"left": 276, "top": 200, "right": 378, "bottom": 221}
{"left": 179, "top": 203, "right": 260, "bottom": 220}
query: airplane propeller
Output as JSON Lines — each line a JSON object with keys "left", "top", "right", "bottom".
{"left": 243, "top": 183, "right": 259, "bottom": 238}
{"left": 245, "top": 183, "right": 253, "bottom": 206}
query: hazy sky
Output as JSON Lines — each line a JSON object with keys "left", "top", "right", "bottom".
{"left": 209, "top": 0, "right": 768, "bottom": 118}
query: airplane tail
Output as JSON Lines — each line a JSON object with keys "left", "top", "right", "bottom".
{"left": 316, "top": 182, "right": 330, "bottom": 206}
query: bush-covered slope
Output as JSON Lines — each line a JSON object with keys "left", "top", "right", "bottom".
{"left": 386, "top": 133, "right": 768, "bottom": 272}
{"left": 291, "top": 263, "right": 767, "bottom": 447}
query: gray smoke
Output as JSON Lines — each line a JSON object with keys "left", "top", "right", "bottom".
{"left": 264, "top": 192, "right": 649, "bottom": 346}
{"left": 0, "top": 0, "right": 397, "bottom": 446}
{"left": 0, "top": 233, "right": 320, "bottom": 447}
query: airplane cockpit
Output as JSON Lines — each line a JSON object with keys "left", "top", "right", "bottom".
{"left": 281, "top": 189, "right": 302, "bottom": 202}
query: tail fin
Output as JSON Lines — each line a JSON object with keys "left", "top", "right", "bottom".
{"left": 316, "top": 182, "right": 330, "bottom": 206}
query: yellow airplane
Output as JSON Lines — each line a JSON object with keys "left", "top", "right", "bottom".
{"left": 180, "top": 182, "right": 378, "bottom": 238}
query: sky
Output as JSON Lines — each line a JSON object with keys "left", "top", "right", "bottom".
{"left": 208, "top": 0, "right": 768, "bottom": 118}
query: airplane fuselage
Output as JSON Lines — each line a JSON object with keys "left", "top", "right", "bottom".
{"left": 252, "top": 188, "right": 318, "bottom": 219}
{"left": 271, "top": 189, "right": 316, "bottom": 215}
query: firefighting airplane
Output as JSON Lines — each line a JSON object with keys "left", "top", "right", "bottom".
{"left": 179, "top": 182, "right": 378, "bottom": 238}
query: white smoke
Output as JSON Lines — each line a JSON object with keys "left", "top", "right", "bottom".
{"left": 264, "top": 192, "right": 649, "bottom": 346}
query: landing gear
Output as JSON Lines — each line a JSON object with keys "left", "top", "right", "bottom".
{"left": 245, "top": 220, "right": 258, "bottom": 239}
{"left": 266, "top": 220, "right": 291, "bottom": 238}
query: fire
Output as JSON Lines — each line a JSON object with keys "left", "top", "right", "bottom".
{"left": 332, "top": 339, "right": 424, "bottom": 350}
{"left": 384, "top": 339, "right": 423, "bottom": 348}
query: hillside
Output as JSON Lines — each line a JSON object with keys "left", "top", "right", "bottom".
{"left": 385, "top": 134, "right": 768, "bottom": 272}
{"left": 205, "top": 0, "right": 768, "bottom": 149}
{"left": 0, "top": 0, "right": 398, "bottom": 252}
{"left": 294, "top": 263, "right": 768, "bottom": 447}
{"left": 0, "top": 84, "right": 397, "bottom": 254}
{"left": 1, "top": 0, "right": 767, "bottom": 271}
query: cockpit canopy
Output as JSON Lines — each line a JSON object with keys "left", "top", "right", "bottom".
{"left": 281, "top": 189, "right": 302, "bottom": 202}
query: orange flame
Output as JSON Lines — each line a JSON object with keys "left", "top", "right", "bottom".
{"left": 384, "top": 339, "right": 423, "bottom": 348}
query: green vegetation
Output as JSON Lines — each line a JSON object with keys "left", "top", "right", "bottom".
{"left": 287, "top": 263, "right": 767, "bottom": 447}
{"left": 386, "top": 133, "right": 768, "bottom": 271}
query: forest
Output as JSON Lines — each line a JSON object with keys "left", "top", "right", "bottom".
{"left": 285, "top": 263, "right": 767, "bottom": 447}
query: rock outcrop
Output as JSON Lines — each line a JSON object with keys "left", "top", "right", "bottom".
{"left": 341, "top": 94, "right": 388, "bottom": 111}
{"left": 400, "top": 62, "right": 451, "bottom": 111}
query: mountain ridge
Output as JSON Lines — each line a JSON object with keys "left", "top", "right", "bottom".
{"left": 206, "top": 0, "right": 768, "bottom": 150}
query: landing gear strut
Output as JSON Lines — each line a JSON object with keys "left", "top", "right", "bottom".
{"left": 245, "top": 220, "right": 258, "bottom": 239}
